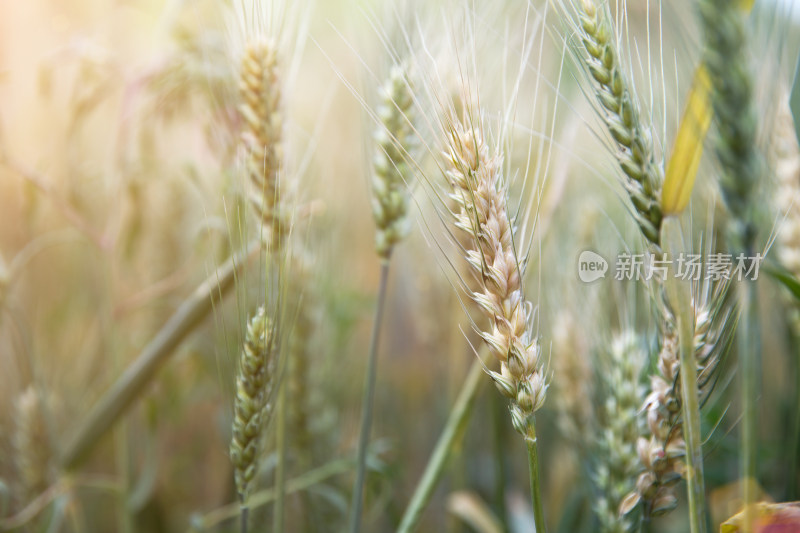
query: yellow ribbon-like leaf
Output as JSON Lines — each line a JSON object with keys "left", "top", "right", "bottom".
{"left": 662, "top": 66, "right": 713, "bottom": 216}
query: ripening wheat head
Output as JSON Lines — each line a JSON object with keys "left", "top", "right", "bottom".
{"left": 230, "top": 306, "right": 277, "bottom": 504}
{"left": 229, "top": 0, "right": 302, "bottom": 252}
{"left": 621, "top": 269, "right": 733, "bottom": 519}
{"left": 441, "top": 104, "right": 546, "bottom": 438}
{"left": 560, "top": 0, "right": 664, "bottom": 247}
{"left": 594, "top": 331, "right": 647, "bottom": 533}
{"left": 371, "top": 64, "right": 419, "bottom": 260}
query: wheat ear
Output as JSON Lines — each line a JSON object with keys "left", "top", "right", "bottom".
{"left": 443, "top": 109, "right": 546, "bottom": 530}
{"left": 594, "top": 332, "right": 646, "bottom": 533}
{"left": 621, "top": 298, "right": 729, "bottom": 520}
{"left": 573, "top": 0, "right": 663, "bottom": 246}
{"left": 239, "top": 39, "right": 287, "bottom": 249}
{"left": 698, "top": 0, "right": 760, "bottom": 252}
{"left": 230, "top": 306, "right": 277, "bottom": 507}
{"left": 372, "top": 65, "right": 418, "bottom": 259}
{"left": 350, "top": 63, "right": 418, "bottom": 533}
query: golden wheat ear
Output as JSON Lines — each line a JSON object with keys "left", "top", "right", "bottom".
{"left": 230, "top": 306, "right": 277, "bottom": 505}
{"left": 238, "top": 39, "right": 287, "bottom": 250}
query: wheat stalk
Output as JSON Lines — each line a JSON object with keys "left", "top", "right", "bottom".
{"left": 442, "top": 106, "right": 546, "bottom": 530}
{"left": 350, "top": 62, "right": 418, "bottom": 533}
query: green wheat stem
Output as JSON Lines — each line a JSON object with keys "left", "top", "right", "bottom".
{"left": 397, "top": 355, "right": 486, "bottom": 533}
{"left": 274, "top": 384, "right": 287, "bottom": 532}
{"left": 739, "top": 277, "right": 759, "bottom": 532}
{"left": 790, "top": 323, "right": 800, "bottom": 500}
{"left": 349, "top": 260, "right": 391, "bottom": 533}
{"left": 491, "top": 391, "right": 509, "bottom": 531}
{"left": 663, "top": 218, "right": 706, "bottom": 533}
{"left": 240, "top": 507, "right": 249, "bottom": 533}
{"left": 525, "top": 424, "right": 546, "bottom": 533}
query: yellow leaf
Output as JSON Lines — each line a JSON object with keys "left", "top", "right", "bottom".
{"left": 662, "top": 66, "right": 713, "bottom": 216}
{"left": 740, "top": 0, "right": 755, "bottom": 11}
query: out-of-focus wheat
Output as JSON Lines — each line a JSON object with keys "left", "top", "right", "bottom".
{"left": 13, "top": 387, "right": 53, "bottom": 504}
{"left": 230, "top": 307, "right": 276, "bottom": 505}
{"left": 239, "top": 39, "right": 287, "bottom": 249}
{"left": 594, "top": 332, "right": 646, "bottom": 533}
{"left": 372, "top": 65, "right": 417, "bottom": 260}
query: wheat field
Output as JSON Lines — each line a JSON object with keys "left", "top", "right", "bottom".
{"left": 1, "top": 0, "right": 799, "bottom": 532}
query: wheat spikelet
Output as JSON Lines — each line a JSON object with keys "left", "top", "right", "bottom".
{"left": 594, "top": 332, "right": 646, "bottom": 533}
{"left": 239, "top": 39, "right": 287, "bottom": 248}
{"left": 443, "top": 107, "right": 546, "bottom": 438}
{"left": 572, "top": 0, "right": 663, "bottom": 246}
{"left": 372, "top": 65, "right": 418, "bottom": 259}
{"left": 698, "top": 0, "right": 760, "bottom": 251}
{"left": 230, "top": 306, "right": 277, "bottom": 504}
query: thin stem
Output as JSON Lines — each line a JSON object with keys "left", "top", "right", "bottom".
{"left": 397, "top": 356, "right": 486, "bottom": 533}
{"left": 240, "top": 506, "right": 249, "bottom": 533}
{"left": 525, "top": 425, "right": 546, "bottom": 533}
{"left": 789, "top": 321, "right": 800, "bottom": 500}
{"left": 663, "top": 218, "right": 706, "bottom": 533}
{"left": 491, "top": 392, "right": 509, "bottom": 531}
{"left": 675, "top": 287, "right": 707, "bottom": 533}
{"left": 274, "top": 385, "right": 287, "bottom": 532}
{"left": 61, "top": 240, "right": 259, "bottom": 470}
{"left": 349, "top": 260, "right": 391, "bottom": 533}
{"left": 739, "top": 278, "right": 759, "bottom": 533}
